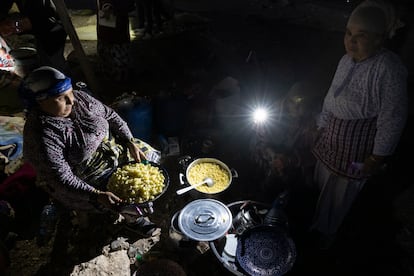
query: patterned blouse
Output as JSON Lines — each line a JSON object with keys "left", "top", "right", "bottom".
{"left": 317, "top": 48, "right": 408, "bottom": 156}
{"left": 23, "top": 90, "right": 134, "bottom": 210}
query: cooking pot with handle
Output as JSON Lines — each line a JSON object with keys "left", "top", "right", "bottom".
{"left": 178, "top": 199, "right": 233, "bottom": 242}
{"left": 178, "top": 155, "right": 238, "bottom": 195}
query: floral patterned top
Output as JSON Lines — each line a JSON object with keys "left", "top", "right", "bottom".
{"left": 317, "top": 48, "right": 408, "bottom": 156}
{"left": 23, "top": 90, "right": 133, "bottom": 210}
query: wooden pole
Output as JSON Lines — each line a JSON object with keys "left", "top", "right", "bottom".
{"left": 52, "top": 0, "right": 102, "bottom": 96}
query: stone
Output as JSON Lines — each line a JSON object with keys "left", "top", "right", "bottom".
{"left": 70, "top": 250, "right": 130, "bottom": 276}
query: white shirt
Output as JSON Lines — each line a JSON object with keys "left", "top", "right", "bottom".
{"left": 317, "top": 48, "right": 408, "bottom": 156}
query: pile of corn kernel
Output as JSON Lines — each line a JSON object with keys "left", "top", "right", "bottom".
{"left": 187, "top": 162, "right": 230, "bottom": 194}
{"left": 108, "top": 163, "right": 165, "bottom": 203}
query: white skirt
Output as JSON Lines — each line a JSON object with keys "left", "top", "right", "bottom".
{"left": 310, "top": 160, "right": 366, "bottom": 235}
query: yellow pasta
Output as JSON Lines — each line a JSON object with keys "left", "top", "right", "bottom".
{"left": 187, "top": 162, "right": 230, "bottom": 194}
{"left": 108, "top": 163, "right": 165, "bottom": 203}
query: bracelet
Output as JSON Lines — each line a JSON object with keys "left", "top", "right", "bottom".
{"left": 92, "top": 188, "right": 103, "bottom": 195}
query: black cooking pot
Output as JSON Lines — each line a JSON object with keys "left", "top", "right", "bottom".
{"left": 236, "top": 225, "right": 296, "bottom": 276}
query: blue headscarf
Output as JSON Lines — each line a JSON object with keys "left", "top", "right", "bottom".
{"left": 20, "top": 66, "right": 72, "bottom": 109}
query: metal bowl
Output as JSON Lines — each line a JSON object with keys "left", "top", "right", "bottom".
{"left": 181, "top": 158, "right": 236, "bottom": 195}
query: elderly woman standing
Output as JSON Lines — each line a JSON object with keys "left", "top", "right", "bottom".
{"left": 21, "top": 66, "right": 160, "bottom": 235}
{"left": 310, "top": 1, "right": 408, "bottom": 248}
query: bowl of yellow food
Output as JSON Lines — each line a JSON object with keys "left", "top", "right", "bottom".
{"left": 180, "top": 158, "right": 237, "bottom": 195}
{"left": 107, "top": 161, "right": 169, "bottom": 203}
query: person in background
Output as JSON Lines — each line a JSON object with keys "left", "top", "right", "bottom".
{"left": 310, "top": 0, "right": 408, "bottom": 249}
{"left": 0, "top": 0, "right": 68, "bottom": 74}
{"left": 134, "top": 0, "right": 173, "bottom": 39}
{"left": 134, "top": 0, "right": 147, "bottom": 34}
{"left": 142, "top": 0, "right": 162, "bottom": 38}
{"left": 21, "top": 66, "right": 160, "bottom": 236}
{"left": 96, "top": 0, "right": 134, "bottom": 82}
{"left": 248, "top": 80, "right": 323, "bottom": 232}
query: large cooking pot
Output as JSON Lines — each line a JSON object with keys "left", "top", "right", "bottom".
{"left": 236, "top": 225, "right": 296, "bottom": 276}
{"left": 169, "top": 210, "right": 192, "bottom": 249}
{"left": 177, "top": 199, "right": 233, "bottom": 242}
{"left": 178, "top": 156, "right": 238, "bottom": 195}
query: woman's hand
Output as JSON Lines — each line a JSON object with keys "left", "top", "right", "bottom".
{"left": 362, "top": 155, "right": 385, "bottom": 176}
{"left": 127, "top": 141, "right": 147, "bottom": 163}
{"left": 312, "top": 127, "right": 325, "bottom": 144}
{"left": 97, "top": 191, "right": 123, "bottom": 207}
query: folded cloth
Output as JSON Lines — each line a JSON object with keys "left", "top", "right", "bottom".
{"left": 0, "top": 36, "right": 14, "bottom": 69}
{"left": 0, "top": 116, "right": 25, "bottom": 174}
{"left": 0, "top": 162, "right": 36, "bottom": 199}
{"left": 0, "top": 136, "right": 22, "bottom": 161}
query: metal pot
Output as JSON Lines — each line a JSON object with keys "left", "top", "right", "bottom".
{"left": 236, "top": 225, "right": 296, "bottom": 276}
{"left": 178, "top": 156, "right": 238, "bottom": 195}
{"left": 168, "top": 210, "right": 191, "bottom": 248}
{"left": 232, "top": 205, "right": 263, "bottom": 236}
{"left": 177, "top": 199, "right": 233, "bottom": 242}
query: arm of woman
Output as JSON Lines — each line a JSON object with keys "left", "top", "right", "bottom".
{"left": 127, "top": 140, "right": 147, "bottom": 163}
{"left": 44, "top": 135, "right": 124, "bottom": 205}
{"left": 95, "top": 190, "right": 122, "bottom": 207}
{"left": 24, "top": 120, "right": 124, "bottom": 206}
{"left": 76, "top": 91, "right": 147, "bottom": 163}
{"left": 362, "top": 54, "right": 408, "bottom": 176}
{"left": 373, "top": 55, "right": 408, "bottom": 157}
{"left": 77, "top": 91, "right": 134, "bottom": 142}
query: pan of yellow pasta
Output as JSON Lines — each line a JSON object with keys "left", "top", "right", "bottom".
{"left": 179, "top": 157, "right": 238, "bottom": 195}
{"left": 107, "top": 161, "right": 169, "bottom": 204}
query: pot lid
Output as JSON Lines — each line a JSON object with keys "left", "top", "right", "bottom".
{"left": 178, "top": 199, "right": 232, "bottom": 241}
{"left": 236, "top": 225, "right": 296, "bottom": 276}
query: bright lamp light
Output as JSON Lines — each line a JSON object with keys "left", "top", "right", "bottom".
{"left": 252, "top": 107, "right": 269, "bottom": 124}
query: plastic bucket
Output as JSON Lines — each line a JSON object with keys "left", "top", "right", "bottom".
{"left": 154, "top": 96, "right": 189, "bottom": 136}
{"left": 117, "top": 99, "right": 153, "bottom": 142}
